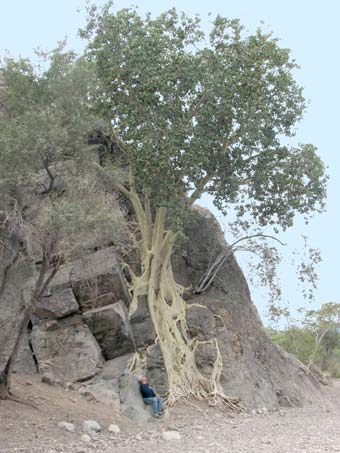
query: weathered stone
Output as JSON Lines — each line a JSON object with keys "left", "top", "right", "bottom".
{"left": 186, "top": 305, "right": 216, "bottom": 341}
{"left": 23, "top": 247, "right": 130, "bottom": 316}
{"left": 108, "top": 424, "right": 120, "bottom": 433}
{"left": 79, "top": 380, "right": 120, "bottom": 407}
{"left": 78, "top": 353, "right": 133, "bottom": 407}
{"left": 130, "top": 296, "right": 156, "bottom": 348}
{"left": 58, "top": 421, "right": 75, "bottom": 433}
{"left": 162, "top": 430, "right": 181, "bottom": 441}
{"left": 83, "top": 301, "right": 135, "bottom": 360}
{"left": 66, "top": 247, "right": 129, "bottom": 310}
{"left": 82, "top": 420, "right": 102, "bottom": 432}
{"left": 80, "top": 434, "right": 91, "bottom": 443}
{"left": 35, "top": 288, "right": 79, "bottom": 319}
{"left": 31, "top": 316, "right": 104, "bottom": 383}
{"left": 100, "top": 353, "right": 134, "bottom": 382}
{"left": 44, "top": 320, "right": 59, "bottom": 331}
{"left": 174, "top": 206, "right": 321, "bottom": 410}
{"left": 193, "top": 341, "right": 218, "bottom": 378}
{"left": 119, "top": 372, "right": 151, "bottom": 422}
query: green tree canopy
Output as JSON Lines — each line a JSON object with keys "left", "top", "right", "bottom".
{"left": 83, "top": 6, "right": 327, "bottom": 228}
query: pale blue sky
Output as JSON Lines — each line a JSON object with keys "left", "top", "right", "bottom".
{"left": 1, "top": 0, "right": 339, "bottom": 324}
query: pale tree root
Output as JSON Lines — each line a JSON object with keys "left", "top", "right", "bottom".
{"left": 118, "top": 191, "right": 242, "bottom": 412}
{"left": 126, "top": 221, "right": 242, "bottom": 412}
{"left": 129, "top": 348, "right": 241, "bottom": 412}
{"left": 165, "top": 385, "right": 242, "bottom": 411}
{"left": 161, "top": 337, "right": 243, "bottom": 412}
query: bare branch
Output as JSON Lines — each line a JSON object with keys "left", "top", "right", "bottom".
{"left": 194, "top": 233, "right": 286, "bottom": 294}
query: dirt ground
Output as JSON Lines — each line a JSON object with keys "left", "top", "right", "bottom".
{"left": 1, "top": 374, "right": 340, "bottom": 453}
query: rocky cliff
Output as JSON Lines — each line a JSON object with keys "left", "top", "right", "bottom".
{"left": 0, "top": 201, "right": 320, "bottom": 416}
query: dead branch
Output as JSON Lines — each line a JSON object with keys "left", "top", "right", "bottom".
{"left": 194, "top": 233, "right": 286, "bottom": 294}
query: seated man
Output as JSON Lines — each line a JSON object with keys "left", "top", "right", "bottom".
{"left": 139, "top": 375, "right": 164, "bottom": 418}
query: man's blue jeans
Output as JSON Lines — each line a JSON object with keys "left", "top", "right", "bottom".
{"left": 144, "top": 396, "right": 163, "bottom": 414}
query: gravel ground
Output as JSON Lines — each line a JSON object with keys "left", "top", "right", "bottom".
{"left": 1, "top": 375, "right": 340, "bottom": 453}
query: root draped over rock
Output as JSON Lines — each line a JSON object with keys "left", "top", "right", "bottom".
{"left": 116, "top": 177, "right": 240, "bottom": 410}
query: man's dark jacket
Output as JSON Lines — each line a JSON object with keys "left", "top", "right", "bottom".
{"left": 140, "top": 384, "right": 156, "bottom": 398}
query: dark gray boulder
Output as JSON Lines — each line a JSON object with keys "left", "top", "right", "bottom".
{"left": 130, "top": 296, "right": 156, "bottom": 349}
{"left": 31, "top": 287, "right": 79, "bottom": 320}
{"left": 69, "top": 247, "right": 130, "bottom": 310}
{"left": 83, "top": 300, "right": 136, "bottom": 360}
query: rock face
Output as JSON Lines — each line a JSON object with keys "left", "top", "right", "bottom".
{"left": 1, "top": 203, "right": 321, "bottom": 412}
{"left": 35, "top": 288, "right": 79, "bottom": 320}
{"left": 65, "top": 246, "right": 129, "bottom": 310}
{"left": 23, "top": 247, "right": 129, "bottom": 315}
{"left": 173, "top": 206, "right": 320, "bottom": 409}
{"left": 31, "top": 316, "right": 104, "bottom": 382}
{"left": 77, "top": 353, "right": 133, "bottom": 408}
{"left": 21, "top": 247, "right": 131, "bottom": 383}
{"left": 130, "top": 296, "right": 156, "bottom": 348}
{"left": 83, "top": 301, "right": 135, "bottom": 360}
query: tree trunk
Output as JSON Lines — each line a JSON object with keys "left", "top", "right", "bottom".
{"left": 0, "top": 247, "right": 60, "bottom": 400}
{"left": 0, "top": 308, "right": 31, "bottom": 399}
{"left": 0, "top": 366, "right": 11, "bottom": 400}
{"left": 308, "top": 330, "right": 328, "bottom": 370}
{"left": 0, "top": 246, "right": 21, "bottom": 399}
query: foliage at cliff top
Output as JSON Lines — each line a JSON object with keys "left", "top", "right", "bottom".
{"left": 0, "top": 47, "right": 124, "bottom": 258}
{"left": 0, "top": 46, "right": 101, "bottom": 185}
